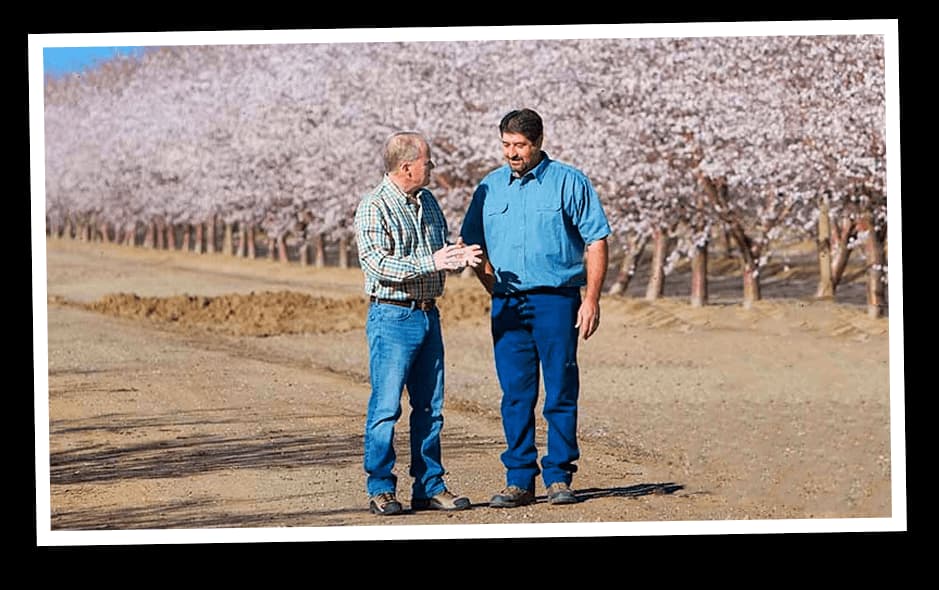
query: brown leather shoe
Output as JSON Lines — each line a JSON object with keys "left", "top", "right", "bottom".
{"left": 369, "top": 492, "right": 403, "bottom": 516}
{"left": 489, "top": 485, "right": 535, "bottom": 508}
{"left": 411, "top": 489, "right": 471, "bottom": 511}
{"left": 546, "top": 482, "right": 578, "bottom": 505}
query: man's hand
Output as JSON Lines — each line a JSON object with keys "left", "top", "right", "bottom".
{"left": 575, "top": 298, "right": 601, "bottom": 340}
{"left": 455, "top": 237, "right": 483, "bottom": 268}
{"left": 433, "top": 244, "right": 468, "bottom": 271}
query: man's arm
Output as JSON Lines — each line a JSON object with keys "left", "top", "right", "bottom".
{"left": 355, "top": 200, "right": 466, "bottom": 280}
{"left": 471, "top": 254, "right": 496, "bottom": 296}
{"left": 459, "top": 185, "right": 491, "bottom": 292}
{"left": 575, "top": 237, "right": 609, "bottom": 340}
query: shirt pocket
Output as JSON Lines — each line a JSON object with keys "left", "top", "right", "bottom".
{"left": 484, "top": 198, "right": 511, "bottom": 239}
{"left": 535, "top": 193, "right": 562, "bottom": 212}
{"left": 533, "top": 195, "right": 571, "bottom": 261}
{"left": 484, "top": 198, "right": 509, "bottom": 217}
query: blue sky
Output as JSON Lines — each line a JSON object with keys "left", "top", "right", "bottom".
{"left": 42, "top": 46, "right": 145, "bottom": 78}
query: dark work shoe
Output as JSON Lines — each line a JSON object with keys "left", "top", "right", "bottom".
{"left": 489, "top": 485, "right": 535, "bottom": 508}
{"left": 411, "top": 489, "right": 471, "bottom": 511}
{"left": 546, "top": 482, "right": 579, "bottom": 505}
{"left": 369, "top": 492, "right": 403, "bottom": 516}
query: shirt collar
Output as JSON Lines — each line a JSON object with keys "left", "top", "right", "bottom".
{"left": 383, "top": 174, "right": 422, "bottom": 203}
{"left": 508, "top": 151, "right": 550, "bottom": 185}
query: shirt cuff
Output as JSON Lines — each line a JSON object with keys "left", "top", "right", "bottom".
{"left": 419, "top": 254, "right": 437, "bottom": 274}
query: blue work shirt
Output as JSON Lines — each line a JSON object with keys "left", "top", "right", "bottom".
{"left": 460, "top": 152, "right": 611, "bottom": 295}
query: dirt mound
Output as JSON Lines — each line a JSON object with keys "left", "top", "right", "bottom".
{"left": 52, "top": 288, "right": 495, "bottom": 337}
{"left": 51, "top": 283, "right": 885, "bottom": 341}
{"left": 77, "top": 291, "right": 368, "bottom": 337}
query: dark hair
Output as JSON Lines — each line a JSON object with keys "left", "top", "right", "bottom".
{"left": 499, "top": 108, "right": 543, "bottom": 144}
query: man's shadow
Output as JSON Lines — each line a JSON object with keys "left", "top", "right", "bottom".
{"left": 516, "top": 483, "right": 684, "bottom": 506}
{"left": 456, "top": 483, "right": 685, "bottom": 510}
{"left": 562, "top": 482, "right": 684, "bottom": 502}
{"left": 403, "top": 483, "right": 685, "bottom": 513}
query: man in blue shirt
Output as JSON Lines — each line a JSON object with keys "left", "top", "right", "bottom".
{"left": 460, "top": 108, "right": 611, "bottom": 507}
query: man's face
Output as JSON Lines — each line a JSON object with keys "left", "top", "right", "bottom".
{"left": 405, "top": 144, "right": 435, "bottom": 190}
{"left": 501, "top": 131, "right": 542, "bottom": 176}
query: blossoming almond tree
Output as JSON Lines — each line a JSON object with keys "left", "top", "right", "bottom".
{"left": 43, "top": 33, "right": 888, "bottom": 312}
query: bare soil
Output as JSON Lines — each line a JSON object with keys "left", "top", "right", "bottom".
{"left": 39, "top": 237, "right": 899, "bottom": 544}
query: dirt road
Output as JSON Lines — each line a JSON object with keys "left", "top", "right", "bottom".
{"left": 39, "top": 238, "right": 901, "bottom": 543}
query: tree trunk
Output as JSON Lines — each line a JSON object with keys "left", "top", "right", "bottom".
{"left": 156, "top": 220, "right": 166, "bottom": 250}
{"left": 700, "top": 173, "right": 761, "bottom": 308}
{"left": 314, "top": 233, "right": 326, "bottom": 267}
{"left": 858, "top": 212, "right": 886, "bottom": 318}
{"left": 607, "top": 234, "right": 648, "bottom": 296}
{"left": 223, "top": 222, "right": 233, "bottom": 256}
{"left": 236, "top": 224, "right": 247, "bottom": 257}
{"left": 144, "top": 221, "right": 156, "bottom": 248}
{"left": 98, "top": 222, "right": 111, "bottom": 243}
{"left": 690, "top": 239, "right": 708, "bottom": 308}
{"left": 247, "top": 225, "right": 257, "bottom": 259}
{"left": 167, "top": 223, "right": 178, "bottom": 250}
{"left": 300, "top": 240, "right": 311, "bottom": 266}
{"left": 277, "top": 234, "right": 289, "bottom": 264}
{"left": 123, "top": 226, "right": 136, "bottom": 247}
{"left": 338, "top": 235, "right": 350, "bottom": 269}
{"left": 645, "top": 227, "right": 667, "bottom": 301}
{"left": 830, "top": 215, "right": 855, "bottom": 290}
{"left": 206, "top": 215, "right": 217, "bottom": 254}
{"left": 194, "top": 223, "right": 204, "bottom": 254}
{"left": 815, "top": 192, "right": 834, "bottom": 299}
{"left": 742, "top": 260, "right": 762, "bottom": 309}
{"left": 182, "top": 224, "right": 191, "bottom": 251}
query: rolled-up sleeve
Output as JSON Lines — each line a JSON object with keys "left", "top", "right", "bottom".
{"left": 571, "top": 175, "right": 611, "bottom": 245}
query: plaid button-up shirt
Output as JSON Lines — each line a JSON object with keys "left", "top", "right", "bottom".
{"left": 354, "top": 174, "right": 449, "bottom": 301}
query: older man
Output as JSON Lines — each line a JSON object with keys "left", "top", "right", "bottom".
{"left": 354, "top": 131, "right": 482, "bottom": 516}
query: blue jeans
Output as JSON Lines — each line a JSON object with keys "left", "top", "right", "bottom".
{"left": 363, "top": 302, "right": 447, "bottom": 500}
{"left": 491, "top": 288, "right": 581, "bottom": 491}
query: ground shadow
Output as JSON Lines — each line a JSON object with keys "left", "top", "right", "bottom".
{"left": 50, "top": 411, "right": 498, "bottom": 486}
{"left": 444, "top": 482, "right": 686, "bottom": 510}
{"left": 572, "top": 483, "right": 684, "bottom": 501}
{"left": 51, "top": 497, "right": 374, "bottom": 530}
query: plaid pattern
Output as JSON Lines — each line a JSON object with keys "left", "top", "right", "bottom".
{"left": 354, "top": 175, "right": 449, "bottom": 300}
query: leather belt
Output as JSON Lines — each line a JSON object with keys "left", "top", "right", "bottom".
{"left": 369, "top": 296, "right": 436, "bottom": 311}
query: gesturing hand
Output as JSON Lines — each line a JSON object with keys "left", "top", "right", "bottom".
{"left": 455, "top": 237, "right": 483, "bottom": 269}
{"left": 432, "top": 244, "right": 467, "bottom": 271}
